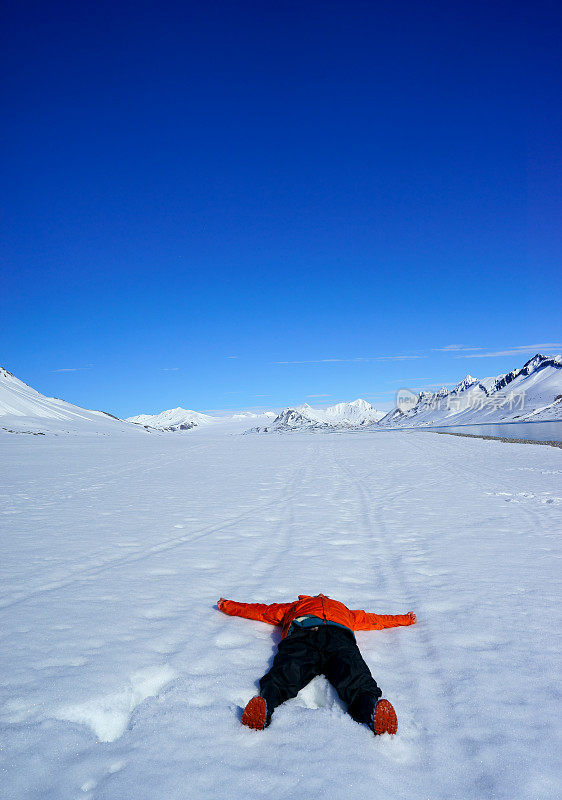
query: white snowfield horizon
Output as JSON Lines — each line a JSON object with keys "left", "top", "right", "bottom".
{"left": 1, "top": 353, "right": 561, "bottom": 437}
{"left": 1, "top": 421, "right": 560, "bottom": 798}
{"left": 126, "top": 406, "right": 278, "bottom": 431}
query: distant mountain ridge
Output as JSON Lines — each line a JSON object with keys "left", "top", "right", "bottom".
{"left": 297, "top": 398, "right": 386, "bottom": 425}
{"left": 246, "top": 354, "right": 562, "bottom": 434}
{"left": 377, "top": 354, "right": 562, "bottom": 428}
{"left": 0, "top": 367, "right": 279, "bottom": 435}
{"left": 127, "top": 407, "right": 218, "bottom": 431}
{"left": 126, "top": 407, "right": 277, "bottom": 430}
{"left": 248, "top": 399, "right": 385, "bottom": 433}
{"left": 3, "top": 353, "right": 560, "bottom": 437}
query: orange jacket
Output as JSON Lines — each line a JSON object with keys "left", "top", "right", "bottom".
{"left": 217, "top": 594, "right": 416, "bottom": 639}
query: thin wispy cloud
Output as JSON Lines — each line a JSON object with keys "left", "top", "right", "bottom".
{"left": 363, "top": 390, "right": 399, "bottom": 396}
{"left": 161, "top": 367, "right": 179, "bottom": 371}
{"left": 275, "top": 354, "right": 424, "bottom": 364}
{"left": 457, "top": 344, "right": 562, "bottom": 358}
{"left": 52, "top": 365, "right": 93, "bottom": 373}
{"left": 413, "top": 382, "right": 457, "bottom": 390}
{"left": 433, "top": 345, "right": 482, "bottom": 352}
{"left": 275, "top": 359, "right": 351, "bottom": 364}
{"left": 375, "top": 355, "right": 425, "bottom": 361}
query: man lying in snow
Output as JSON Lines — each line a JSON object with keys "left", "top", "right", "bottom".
{"left": 217, "top": 593, "right": 416, "bottom": 735}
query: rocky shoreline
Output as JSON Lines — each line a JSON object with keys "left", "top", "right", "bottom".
{"left": 433, "top": 430, "right": 562, "bottom": 448}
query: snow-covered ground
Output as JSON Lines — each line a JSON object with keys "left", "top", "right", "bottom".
{"left": 1, "top": 425, "right": 561, "bottom": 800}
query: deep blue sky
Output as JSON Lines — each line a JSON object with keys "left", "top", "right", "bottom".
{"left": 2, "top": 1, "right": 561, "bottom": 416}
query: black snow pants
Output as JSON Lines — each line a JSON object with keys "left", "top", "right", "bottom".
{"left": 259, "top": 625, "right": 382, "bottom": 724}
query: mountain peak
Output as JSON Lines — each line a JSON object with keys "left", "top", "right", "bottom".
{"left": 348, "top": 398, "right": 371, "bottom": 408}
{"left": 126, "top": 407, "right": 217, "bottom": 430}
{"left": 521, "top": 353, "right": 549, "bottom": 373}
{"left": 452, "top": 374, "right": 479, "bottom": 393}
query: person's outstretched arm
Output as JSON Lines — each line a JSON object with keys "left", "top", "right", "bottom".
{"left": 351, "top": 608, "right": 416, "bottom": 631}
{"left": 217, "top": 598, "right": 292, "bottom": 626}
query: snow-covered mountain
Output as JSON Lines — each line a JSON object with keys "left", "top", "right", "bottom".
{"left": 251, "top": 407, "right": 333, "bottom": 433}
{"left": 127, "top": 407, "right": 219, "bottom": 431}
{"left": 126, "top": 407, "right": 277, "bottom": 431}
{"left": 5, "top": 353, "right": 559, "bottom": 438}
{"left": 0, "top": 367, "right": 280, "bottom": 436}
{"left": 0, "top": 367, "right": 139, "bottom": 436}
{"left": 248, "top": 399, "right": 385, "bottom": 433}
{"left": 296, "top": 399, "right": 385, "bottom": 426}
{"left": 377, "top": 354, "right": 562, "bottom": 429}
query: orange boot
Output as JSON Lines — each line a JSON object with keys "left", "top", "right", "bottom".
{"left": 372, "top": 699, "right": 397, "bottom": 735}
{"left": 242, "top": 696, "right": 268, "bottom": 730}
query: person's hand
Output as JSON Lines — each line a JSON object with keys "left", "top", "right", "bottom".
{"left": 218, "top": 598, "right": 226, "bottom": 610}
{"left": 407, "top": 611, "right": 416, "bottom": 624}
